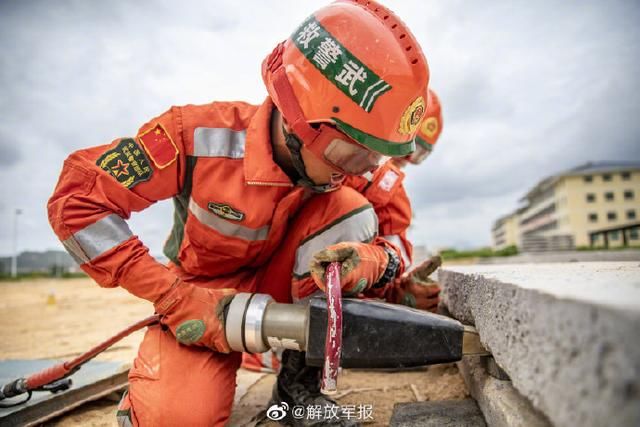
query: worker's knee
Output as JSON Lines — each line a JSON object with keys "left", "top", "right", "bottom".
{"left": 289, "top": 186, "right": 379, "bottom": 300}
{"left": 256, "top": 186, "right": 379, "bottom": 303}
{"left": 302, "top": 185, "right": 371, "bottom": 222}
{"left": 127, "top": 374, "right": 235, "bottom": 426}
{"left": 126, "top": 326, "right": 239, "bottom": 426}
{"left": 137, "top": 396, "right": 230, "bottom": 426}
{"left": 291, "top": 186, "right": 376, "bottom": 243}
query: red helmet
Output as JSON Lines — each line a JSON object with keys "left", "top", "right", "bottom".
{"left": 408, "top": 88, "right": 443, "bottom": 165}
{"left": 263, "top": 0, "right": 429, "bottom": 178}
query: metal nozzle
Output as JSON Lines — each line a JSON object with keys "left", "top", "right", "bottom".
{"left": 263, "top": 302, "right": 308, "bottom": 351}
{"left": 225, "top": 293, "right": 308, "bottom": 353}
{"left": 225, "top": 293, "right": 274, "bottom": 353}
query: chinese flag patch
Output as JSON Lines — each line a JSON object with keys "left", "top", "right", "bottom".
{"left": 137, "top": 123, "right": 178, "bottom": 169}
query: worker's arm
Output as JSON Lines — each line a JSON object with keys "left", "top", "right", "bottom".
{"left": 345, "top": 162, "right": 413, "bottom": 267}
{"left": 307, "top": 163, "right": 411, "bottom": 297}
{"left": 369, "top": 173, "right": 413, "bottom": 269}
{"left": 341, "top": 162, "right": 440, "bottom": 310}
{"left": 48, "top": 108, "right": 234, "bottom": 352}
{"left": 48, "top": 108, "right": 182, "bottom": 299}
{"left": 364, "top": 166, "right": 440, "bottom": 311}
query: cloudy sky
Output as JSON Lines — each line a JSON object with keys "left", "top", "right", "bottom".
{"left": 1, "top": 0, "right": 639, "bottom": 257}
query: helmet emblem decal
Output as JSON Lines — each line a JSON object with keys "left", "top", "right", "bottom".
{"left": 421, "top": 116, "right": 439, "bottom": 139}
{"left": 292, "top": 16, "right": 392, "bottom": 112}
{"left": 399, "top": 96, "right": 425, "bottom": 135}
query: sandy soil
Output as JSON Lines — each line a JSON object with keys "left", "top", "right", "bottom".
{"left": 0, "top": 278, "right": 467, "bottom": 426}
{"left": 230, "top": 365, "right": 466, "bottom": 426}
{"left": 0, "top": 278, "right": 151, "bottom": 363}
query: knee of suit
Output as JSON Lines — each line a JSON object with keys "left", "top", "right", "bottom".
{"left": 255, "top": 186, "right": 378, "bottom": 303}
{"left": 289, "top": 187, "right": 380, "bottom": 301}
{"left": 301, "top": 185, "right": 372, "bottom": 222}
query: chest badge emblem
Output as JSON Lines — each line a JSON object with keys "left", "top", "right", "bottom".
{"left": 208, "top": 202, "right": 245, "bottom": 222}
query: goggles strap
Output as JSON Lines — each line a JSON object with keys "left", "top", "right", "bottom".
{"left": 284, "top": 128, "right": 337, "bottom": 194}
{"left": 267, "top": 43, "right": 336, "bottom": 193}
{"left": 268, "top": 43, "right": 320, "bottom": 148}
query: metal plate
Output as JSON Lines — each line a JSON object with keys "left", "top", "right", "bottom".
{"left": 0, "top": 359, "right": 129, "bottom": 427}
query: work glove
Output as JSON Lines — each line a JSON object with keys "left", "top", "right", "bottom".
{"left": 310, "top": 242, "right": 400, "bottom": 295}
{"left": 154, "top": 279, "right": 237, "bottom": 353}
{"left": 387, "top": 256, "right": 442, "bottom": 312}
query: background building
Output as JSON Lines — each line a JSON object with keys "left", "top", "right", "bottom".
{"left": 491, "top": 211, "right": 520, "bottom": 250}
{"left": 492, "top": 162, "right": 640, "bottom": 252}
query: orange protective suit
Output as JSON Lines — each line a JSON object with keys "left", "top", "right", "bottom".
{"left": 48, "top": 98, "right": 407, "bottom": 426}
{"left": 345, "top": 162, "right": 413, "bottom": 267}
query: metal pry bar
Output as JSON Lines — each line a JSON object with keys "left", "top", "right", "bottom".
{"left": 462, "top": 325, "right": 490, "bottom": 356}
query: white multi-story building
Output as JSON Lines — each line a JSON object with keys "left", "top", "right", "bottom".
{"left": 492, "top": 162, "right": 640, "bottom": 251}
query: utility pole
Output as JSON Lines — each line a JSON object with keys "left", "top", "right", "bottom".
{"left": 11, "top": 209, "right": 22, "bottom": 279}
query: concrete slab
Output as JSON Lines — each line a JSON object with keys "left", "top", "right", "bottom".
{"left": 389, "top": 399, "right": 486, "bottom": 427}
{"left": 458, "top": 356, "right": 551, "bottom": 427}
{"left": 476, "top": 250, "right": 640, "bottom": 265}
{"left": 439, "top": 262, "right": 640, "bottom": 427}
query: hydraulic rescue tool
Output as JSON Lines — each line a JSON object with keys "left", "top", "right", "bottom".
{"left": 0, "top": 263, "right": 488, "bottom": 406}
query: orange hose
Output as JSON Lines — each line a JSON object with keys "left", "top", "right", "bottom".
{"left": 25, "top": 315, "right": 160, "bottom": 390}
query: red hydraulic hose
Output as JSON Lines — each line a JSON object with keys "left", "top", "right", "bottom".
{"left": 0, "top": 315, "right": 160, "bottom": 405}
{"left": 321, "top": 262, "right": 343, "bottom": 394}
{"left": 26, "top": 314, "right": 160, "bottom": 389}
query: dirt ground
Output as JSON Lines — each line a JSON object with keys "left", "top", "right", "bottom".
{"left": 0, "top": 278, "right": 467, "bottom": 426}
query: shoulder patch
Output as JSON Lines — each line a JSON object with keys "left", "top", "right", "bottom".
{"left": 378, "top": 170, "right": 399, "bottom": 192}
{"left": 96, "top": 138, "right": 153, "bottom": 188}
{"left": 138, "top": 123, "right": 178, "bottom": 169}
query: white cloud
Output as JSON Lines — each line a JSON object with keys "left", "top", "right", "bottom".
{"left": 0, "top": 0, "right": 639, "bottom": 255}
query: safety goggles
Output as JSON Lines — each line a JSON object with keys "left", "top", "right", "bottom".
{"left": 407, "top": 143, "right": 432, "bottom": 165}
{"left": 307, "top": 123, "right": 385, "bottom": 176}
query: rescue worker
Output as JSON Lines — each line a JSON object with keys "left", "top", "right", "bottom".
{"left": 374, "top": 88, "right": 445, "bottom": 312}
{"left": 391, "top": 88, "right": 443, "bottom": 170}
{"left": 47, "top": 1, "right": 429, "bottom": 426}
{"left": 241, "top": 91, "right": 442, "bottom": 372}
{"left": 344, "top": 88, "right": 445, "bottom": 313}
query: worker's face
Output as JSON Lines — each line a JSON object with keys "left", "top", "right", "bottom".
{"left": 300, "top": 145, "right": 344, "bottom": 185}
{"left": 284, "top": 121, "right": 383, "bottom": 184}
{"left": 407, "top": 144, "right": 432, "bottom": 165}
{"left": 391, "top": 156, "right": 409, "bottom": 169}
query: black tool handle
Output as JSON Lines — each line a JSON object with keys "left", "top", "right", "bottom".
{"left": 306, "top": 297, "right": 464, "bottom": 369}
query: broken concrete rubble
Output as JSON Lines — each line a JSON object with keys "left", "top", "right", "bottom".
{"left": 390, "top": 399, "right": 486, "bottom": 427}
{"left": 458, "top": 356, "right": 551, "bottom": 427}
{"left": 439, "top": 262, "right": 640, "bottom": 427}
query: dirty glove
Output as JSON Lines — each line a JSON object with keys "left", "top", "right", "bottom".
{"left": 310, "top": 242, "right": 400, "bottom": 295}
{"left": 154, "top": 279, "right": 237, "bottom": 353}
{"left": 387, "top": 256, "right": 442, "bottom": 312}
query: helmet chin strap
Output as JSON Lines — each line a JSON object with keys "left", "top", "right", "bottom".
{"left": 266, "top": 43, "right": 340, "bottom": 193}
{"left": 283, "top": 127, "right": 339, "bottom": 194}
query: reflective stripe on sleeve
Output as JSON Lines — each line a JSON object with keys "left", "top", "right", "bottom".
{"left": 293, "top": 205, "right": 378, "bottom": 278}
{"left": 188, "top": 198, "right": 269, "bottom": 241}
{"left": 193, "top": 128, "right": 246, "bottom": 158}
{"left": 62, "top": 214, "right": 133, "bottom": 264}
{"left": 383, "top": 234, "right": 411, "bottom": 267}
